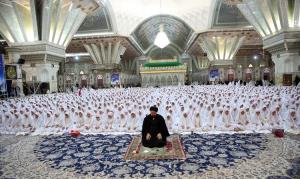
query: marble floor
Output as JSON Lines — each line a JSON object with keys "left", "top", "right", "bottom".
{"left": 0, "top": 133, "right": 299, "bottom": 179}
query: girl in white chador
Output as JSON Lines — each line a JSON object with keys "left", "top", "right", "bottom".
{"left": 194, "top": 112, "right": 201, "bottom": 130}
{"left": 285, "top": 110, "right": 298, "bottom": 131}
{"left": 236, "top": 109, "right": 248, "bottom": 130}
{"left": 63, "top": 113, "right": 72, "bottom": 132}
{"left": 22, "top": 113, "right": 31, "bottom": 132}
{"left": 180, "top": 112, "right": 189, "bottom": 131}
{"left": 107, "top": 111, "right": 114, "bottom": 131}
{"left": 209, "top": 110, "right": 217, "bottom": 130}
{"left": 93, "top": 114, "right": 101, "bottom": 132}
{"left": 84, "top": 112, "right": 93, "bottom": 132}
{"left": 166, "top": 114, "right": 173, "bottom": 131}
{"left": 252, "top": 110, "right": 264, "bottom": 130}
{"left": 76, "top": 111, "right": 85, "bottom": 130}
{"left": 44, "top": 112, "right": 54, "bottom": 132}
{"left": 215, "top": 108, "right": 224, "bottom": 130}
{"left": 129, "top": 112, "right": 137, "bottom": 131}
{"left": 1, "top": 85, "right": 299, "bottom": 135}
{"left": 223, "top": 109, "right": 233, "bottom": 130}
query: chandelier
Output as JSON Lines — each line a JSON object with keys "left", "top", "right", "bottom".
{"left": 154, "top": 24, "right": 170, "bottom": 48}
{"left": 154, "top": 0, "right": 170, "bottom": 49}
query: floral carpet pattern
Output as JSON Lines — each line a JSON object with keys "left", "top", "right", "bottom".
{"left": 124, "top": 135, "right": 186, "bottom": 160}
{"left": 0, "top": 133, "right": 299, "bottom": 178}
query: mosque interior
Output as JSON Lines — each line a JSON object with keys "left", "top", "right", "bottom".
{"left": 0, "top": 0, "right": 300, "bottom": 178}
{"left": 0, "top": 0, "right": 299, "bottom": 95}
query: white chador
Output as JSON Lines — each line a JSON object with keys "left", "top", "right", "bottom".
{"left": 269, "top": 110, "right": 281, "bottom": 129}
{"left": 251, "top": 110, "right": 265, "bottom": 130}
{"left": 236, "top": 109, "right": 248, "bottom": 130}
{"left": 1, "top": 85, "right": 299, "bottom": 135}
{"left": 194, "top": 112, "right": 201, "bottom": 130}
{"left": 222, "top": 110, "right": 233, "bottom": 130}
{"left": 107, "top": 111, "right": 114, "bottom": 131}
{"left": 84, "top": 112, "right": 93, "bottom": 132}
{"left": 92, "top": 114, "right": 101, "bottom": 132}
{"left": 285, "top": 110, "right": 298, "bottom": 131}
{"left": 215, "top": 108, "right": 224, "bottom": 130}
{"left": 209, "top": 110, "right": 217, "bottom": 130}
{"left": 76, "top": 112, "right": 85, "bottom": 130}
{"left": 180, "top": 112, "right": 189, "bottom": 131}
{"left": 166, "top": 113, "right": 173, "bottom": 130}
{"left": 129, "top": 113, "right": 137, "bottom": 131}
{"left": 44, "top": 112, "right": 54, "bottom": 132}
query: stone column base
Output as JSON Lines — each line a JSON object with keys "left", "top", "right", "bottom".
{"left": 22, "top": 63, "right": 59, "bottom": 93}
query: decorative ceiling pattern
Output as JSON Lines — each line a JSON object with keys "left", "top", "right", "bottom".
{"left": 188, "top": 30, "right": 262, "bottom": 56}
{"left": 77, "top": 7, "right": 113, "bottom": 34}
{"left": 66, "top": 36, "right": 142, "bottom": 61}
{"left": 237, "top": 0, "right": 300, "bottom": 38}
{"left": 132, "top": 15, "right": 193, "bottom": 52}
{"left": 200, "top": 36, "right": 245, "bottom": 61}
{"left": 108, "top": 0, "right": 212, "bottom": 36}
{"left": 148, "top": 45, "right": 180, "bottom": 60}
{"left": 212, "top": 0, "right": 250, "bottom": 28}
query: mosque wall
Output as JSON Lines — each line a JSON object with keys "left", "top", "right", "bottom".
{"left": 59, "top": 61, "right": 141, "bottom": 90}
{"left": 22, "top": 63, "right": 59, "bottom": 93}
{"left": 190, "top": 59, "right": 274, "bottom": 83}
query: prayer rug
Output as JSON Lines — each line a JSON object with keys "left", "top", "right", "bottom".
{"left": 124, "top": 135, "right": 186, "bottom": 160}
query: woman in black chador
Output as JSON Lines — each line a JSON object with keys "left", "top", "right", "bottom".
{"left": 142, "top": 106, "right": 170, "bottom": 148}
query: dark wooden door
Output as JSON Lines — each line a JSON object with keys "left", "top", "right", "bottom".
{"left": 81, "top": 80, "right": 87, "bottom": 88}
{"left": 283, "top": 74, "right": 292, "bottom": 86}
{"left": 245, "top": 73, "right": 252, "bottom": 81}
{"left": 97, "top": 79, "right": 103, "bottom": 88}
{"left": 228, "top": 74, "right": 234, "bottom": 81}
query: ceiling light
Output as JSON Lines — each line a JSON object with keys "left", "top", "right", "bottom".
{"left": 154, "top": 24, "right": 170, "bottom": 49}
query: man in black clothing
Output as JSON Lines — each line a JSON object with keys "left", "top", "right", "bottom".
{"left": 142, "top": 106, "right": 170, "bottom": 148}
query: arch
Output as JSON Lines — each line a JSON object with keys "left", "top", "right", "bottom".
{"left": 161, "top": 76, "right": 167, "bottom": 86}
{"left": 209, "top": 0, "right": 250, "bottom": 28}
{"left": 131, "top": 14, "right": 194, "bottom": 52}
{"left": 148, "top": 44, "right": 181, "bottom": 59}
{"left": 149, "top": 76, "right": 154, "bottom": 86}
{"left": 101, "top": 0, "right": 118, "bottom": 33}
{"left": 40, "top": 69, "right": 49, "bottom": 82}
{"left": 155, "top": 76, "right": 160, "bottom": 86}
{"left": 167, "top": 75, "right": 172, "bottom": 86}
{"left": 77, "top": 2, "right": 115, "bottom": 34}
{"left": 173, "top": 75, "right": 179, "bottom": 86}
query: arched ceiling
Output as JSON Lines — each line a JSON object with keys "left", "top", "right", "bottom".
{"left": 211, "top": 0, "right": 250, "bottom": 28}
{"left": 108, "top": 0, "right": 213, "bottom": 35}
{"left": 77, "top": 6, "right": 113, "bottom": 34}
{"left": 72, "top": 0, "right": 254, "bottom": 56}
{"left": 132, "top": 15, "right": 193, "bottom": 52}
{"left": 149, "top": 45, "right": 180, "bottom": 60}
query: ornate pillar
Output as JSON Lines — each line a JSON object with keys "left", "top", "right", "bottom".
{"left": 199, "top": 36, "right": 245, "bottom": 82}
{"left": 192, "top": 56, "right": 210, "bottom": 82}
{"left": 84, "top": 42, "right": 126, "bottom": 66}
{"left": 0, "top": 0, "right": 101, "bottom": 92}
{"left": 5, "top": 47, "right": 24, "bottom": 96}
{"left": 237, "top": 0, "right": 300, "bottom": 85}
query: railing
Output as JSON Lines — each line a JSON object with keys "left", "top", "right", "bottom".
{"left": 140, "top": 64, "right": 187, "bottom": 72}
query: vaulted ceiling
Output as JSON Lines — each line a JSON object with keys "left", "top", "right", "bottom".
{"left": 72, "top": 0, "right": 256, "bottom": 58}
{"left": 0, "top": 0, "right": 263, "bottom": 61}
{"left": 132, "top": 15, "right": 193, "bottom": 53}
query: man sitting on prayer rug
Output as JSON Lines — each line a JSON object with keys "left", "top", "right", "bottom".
{"left": 142, "top": 106, "right": 170, "bottom": 148}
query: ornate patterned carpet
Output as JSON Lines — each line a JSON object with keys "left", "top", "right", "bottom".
{"left": 0, "top": 133, "right": 299, "bottom": 178}
{"left": 124, "top": 135, "right": 186, "bottom": 160}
